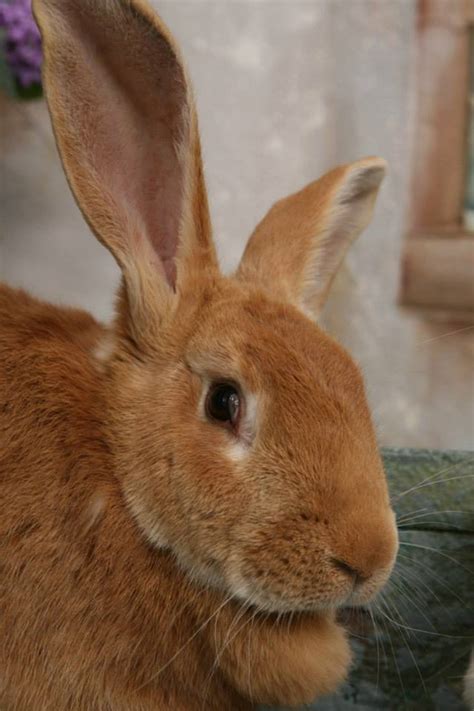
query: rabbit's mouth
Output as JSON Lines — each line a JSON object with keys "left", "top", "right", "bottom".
{"left": 221, "top": 507, "right": 398, "bottom": 616}
{"left": 225, "top": 556, "right": 394, "bottom": 616}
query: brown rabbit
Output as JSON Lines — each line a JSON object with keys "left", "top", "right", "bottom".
{"left": 0, "top": 0, "right": 398, "bottom": 709}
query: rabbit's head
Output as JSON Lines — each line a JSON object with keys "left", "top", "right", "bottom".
{"left": 35, "top": 0, "right": 398, "bottom": 615}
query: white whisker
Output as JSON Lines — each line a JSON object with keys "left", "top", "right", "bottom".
{"left": 376, "top": 603, "right": 407, "bottom": 704}
{"left": 397, "top": 509, "right": 473, "bottom": 525}
{"left": 381, "top": 595, "right": 427, "bottom": 693}
{"left": 396, "top": 552, "right": 466, "bottom": 605}
{"left": 395, "top": 459, "right": 473, "bottom": 500}
{"left": 136, "top": 593, "right": 234, "bottom": 692}
{"left": 396, "top": 473, "right": 474, "bottom": 501}
{"left": 368, "top": 606, "right": 382, "bottom": 695}
{"left": 376, "top": 595, "right": 472, "bottom": 640}
{"left": 398, "top": 541, "right": 473, "bottom": 576}
{"left": 417, "top": 325, "right": 474, "bottom": 345}
{"left": 394, "top": 559, "right": 457, "bottom": 622}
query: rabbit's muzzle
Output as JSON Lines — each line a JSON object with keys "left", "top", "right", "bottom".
{"left": 226, "top": 505, "right": 398, "bottom": 614}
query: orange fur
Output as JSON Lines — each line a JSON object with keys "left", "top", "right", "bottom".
{"left": 0, "top": 1, "right": 398, "bottom": 709}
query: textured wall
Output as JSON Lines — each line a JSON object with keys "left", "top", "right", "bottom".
{"left": 1, "top": 0, "right": 473, "bottom": 449}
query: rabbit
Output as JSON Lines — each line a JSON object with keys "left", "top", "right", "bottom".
{"left": 0, "top": 0, "right": 399, "bottom": 709}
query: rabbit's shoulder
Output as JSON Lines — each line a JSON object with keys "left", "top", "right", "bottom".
{"left": 0, "top": 283, "right": 104, "bottom": 354}
{"left": 0, "top": 282, "right": 108, "bottom": 487}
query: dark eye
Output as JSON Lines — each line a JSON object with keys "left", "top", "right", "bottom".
{"left": 206, "top": 382, "right": 241, "bottom": 427}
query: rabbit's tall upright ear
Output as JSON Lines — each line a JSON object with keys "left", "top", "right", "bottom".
{"left": 237, "top": 158, "right": 386, "bottom": 319}
{"left": 34, "top": 0, "right": 217, "bottom": 332}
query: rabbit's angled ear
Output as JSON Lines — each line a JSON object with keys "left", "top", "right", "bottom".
{"left": 33, "top": 0, "right": 217, "bottom": 333}
{"left": 237, "top": 158, "right": 386, "bottom": 319}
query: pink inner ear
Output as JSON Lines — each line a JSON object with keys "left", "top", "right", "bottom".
{"left": 61, "top": 1, "right": 189, "bottom": 291}
{"left": 161, "top": 255, "right": 178, "bottom": 288}
{"left": 116, "top": 124, "right": 183, "bottom": 290}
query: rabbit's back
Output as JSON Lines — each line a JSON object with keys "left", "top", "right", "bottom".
{"left": 0, "top": 283, "right": 106, "bottom": 496}
{"left": 0, "top": 283, "right": 104, "bottom": 360}
{"left": 0, "top": 284, "right": 110, "bottom": 707}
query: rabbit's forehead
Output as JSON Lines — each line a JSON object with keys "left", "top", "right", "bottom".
{"left": 186, "top": 293, "right": 364, "bottom": 405}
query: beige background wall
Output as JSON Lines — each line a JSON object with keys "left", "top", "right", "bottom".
{"left": 1, "top": 0, "right": 473, "bottom": 450}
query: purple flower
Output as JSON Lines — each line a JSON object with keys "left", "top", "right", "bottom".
{"left": 0, "top": 0, "right": 42, "bottom": 87}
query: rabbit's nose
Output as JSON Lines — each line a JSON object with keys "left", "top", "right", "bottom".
{"left": 331, "top": 558, "right": 368, "bottom": 587}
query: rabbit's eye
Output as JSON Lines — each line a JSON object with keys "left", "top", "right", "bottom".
{"left": 206, "top": 383, "right": 241, "bottom": 427}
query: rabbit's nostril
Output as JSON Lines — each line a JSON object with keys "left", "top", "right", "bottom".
{"left": 331, "top": 558, "right": 367, "bottom": 586}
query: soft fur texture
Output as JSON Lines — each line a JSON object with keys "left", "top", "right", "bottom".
{"left": 0, "top": 1, "right": 398, "bottom": 709}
